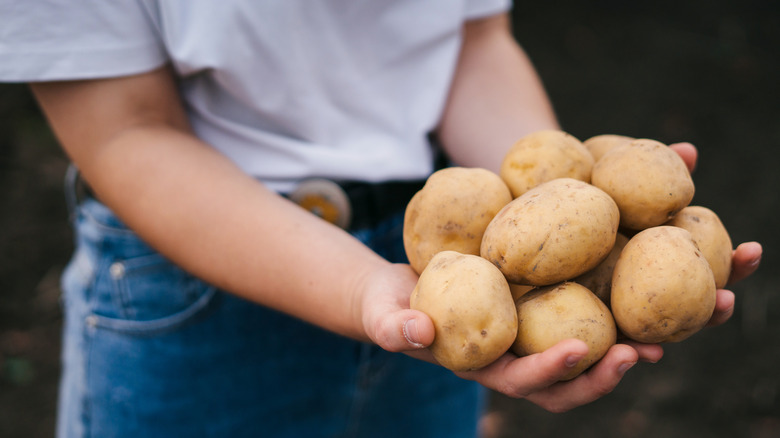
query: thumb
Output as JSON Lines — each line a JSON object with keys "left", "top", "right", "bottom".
{"left": 371, "top": 309, "right": 435, "bottom": 353}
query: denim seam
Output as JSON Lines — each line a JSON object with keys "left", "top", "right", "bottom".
{"left": 111, "top": 270, "right": 135, "bottom": 320}
{"left": 86, "top": 286, "right": 218, "bottom": 335}
{"left": 108, "top": 253, "right": 185, "bottom": 321}
{"left": 82, "top": 297, "right": 95, "bottom": 438}
{"left": 82, "top": 205, "right": 137, "bottom": 237}
{"left": 342, "top": 343, "right": 375, "bottom": 438}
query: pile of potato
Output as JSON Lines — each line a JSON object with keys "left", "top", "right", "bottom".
{"left": 404, "top": 130, "right": 733, "bottom": 378}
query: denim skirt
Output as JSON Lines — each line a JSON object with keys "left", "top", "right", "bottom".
{"left": 56, "top": 188, "right": 484, "bottom": 437}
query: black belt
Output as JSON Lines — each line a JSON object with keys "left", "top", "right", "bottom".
{"left": 285, "top": 178, "right": 425, "bottom": 231}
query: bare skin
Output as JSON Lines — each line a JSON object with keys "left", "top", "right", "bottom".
{"left": 29, "top": 12, "right": 761, "bottom": 413}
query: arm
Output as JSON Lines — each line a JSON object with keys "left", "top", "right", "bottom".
{"left": 30, "top": 66, "right": 423, "bottom": 350}
{"left": 436, "top": 13, "right": 558, "bottom": 173}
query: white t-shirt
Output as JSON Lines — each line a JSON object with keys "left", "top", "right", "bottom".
{"left": 0, "top": 0, "right": 511, "bottom": 192}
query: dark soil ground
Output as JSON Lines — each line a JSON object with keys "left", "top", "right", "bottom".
{"left": 1, "top": 2, "right": 778, "bottom": 437}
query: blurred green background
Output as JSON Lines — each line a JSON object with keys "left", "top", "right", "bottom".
{"left": 1, "top": 1, "right": 778, "bottom": 437}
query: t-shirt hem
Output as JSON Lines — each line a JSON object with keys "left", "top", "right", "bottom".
{"left": 464, "top": 0, "right": 512, "bottom": 20}
{"left": 0, "top": 43, "right": 168, "bottom": 82}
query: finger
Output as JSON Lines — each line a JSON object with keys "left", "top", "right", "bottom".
{"left": 620, "top": 340, "right": 664, "bottom": 363}
{"left": 707, "top": 289, "right": 736, "bottom": 327}
{"left": 728, "top": 241, "right": 762, "bottom": 285}
{"left": 457, "top": 338, "right": 589, "bottom": 399}
{"left": 359, "top": 263, "right": 435, "bottom": 352}
{"left": 669, "top": 142, "right": 698, "bottom": 173}
{"left": 524, "top": 343, "right": 640, "bottom": 413}
{"left": 370, "top": 308, "right": 435, "bottom": 352}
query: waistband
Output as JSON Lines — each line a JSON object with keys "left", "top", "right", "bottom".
{"left": 65, "top": 165, "right": 425, "bottom": 232}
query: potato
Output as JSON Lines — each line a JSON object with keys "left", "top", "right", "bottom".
{"left": 410, "top": 251, "right": 517, "bottom": 371}
{"left": 583, "top": 134, "right": 634, "bottom": 162}
{"left": 591, "top": 138, "right": 695, "bottom": 230}
{"left": 512, "top": 282, "right": 617, "bottom": 381}
{"left": 403, "top": 167, "right": 512, "bottom": 274}
{"left": 481, "top": 178, "right": 619, "bottom": 286}
{"left": 666, "top": 206, "right": 733, "bottom": 288}
{"left": 499, "top": 130, "right": 594, "bottom": 198}
{"left": 611, "top": 226, "right": 716, "bottom": 343}
{"left": 573, "top": 232, "right": 630, "bottom": 304}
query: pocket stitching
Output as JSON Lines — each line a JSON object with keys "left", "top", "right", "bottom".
{"left": 89, "top": 286, "right": 218, "bottom": 335}
{"left": 94, "top": 253, "right": 217, "bottom": 335}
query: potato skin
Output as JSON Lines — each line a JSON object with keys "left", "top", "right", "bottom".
{"left": 583, "top": 134, "right": 634, "bottom": 162}
{"left": 591, "top": 138, "right": 695, "bottom": 230}
{"left": 403, "top": 167, "right": 512, "bottom": 274}
{"left": 499, "top": 130, "right": 594, "bottom": 198}
{"left": 481, "top": 178, "right": 619, "bottom": 286}
{"left": 665, "top": 206, "right": 733, "bottom": 288}
{"left": 611, "top": 226, "right": 716, "bottom": 343}
{"left": 410, "top": 251, "right": 517, "bottom": 371}
{"left": 573, "top": 232, "right": 630, "bottom": 304}
{"left": 512, "top": 282, "right": 617, "bottom": 381}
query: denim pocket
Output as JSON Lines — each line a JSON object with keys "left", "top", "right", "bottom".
{"left": 75, "top": 199, "right": 218, "bottom": 335}
{"left": 86, "top": 253, "right": 218, "bottom": 335}
{"left": 89, "top": 253, "right": 217, "bottom": 335}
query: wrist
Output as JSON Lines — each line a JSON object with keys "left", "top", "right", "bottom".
{"left": 345, "top": 258, "right": 391, "bottom": 342}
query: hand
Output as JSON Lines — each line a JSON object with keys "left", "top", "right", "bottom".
{"left": 358, "top": 263, "right": 435, "bottom": 352}
{"left": 707, "top": 241, "right": 763, "bottom": 327}
{"left": 359, "top": 264, "right": 662, "bottom": 412}
{"left": 669, "top": 142, "right": 763, "bottom": 327}
{"left": 456, "top": 339, "right": 663, "bottom": 413}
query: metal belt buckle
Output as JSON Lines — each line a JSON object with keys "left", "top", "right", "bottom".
{"left": 289, "top": 179, "right": 352, "bottom": 229}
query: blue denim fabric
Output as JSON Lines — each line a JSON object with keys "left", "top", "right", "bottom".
{"left": 56, "top": 187, "right": 484, "bottom": 437}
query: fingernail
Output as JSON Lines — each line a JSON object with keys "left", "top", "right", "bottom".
{"left": 565, "top": 354, "right": 584, "bottom": 367}
{"left": 618, "top": 362, "right": 636, "bottom": 375}
{"left": 403, "top": 319, "right": 425, "bottom": 349}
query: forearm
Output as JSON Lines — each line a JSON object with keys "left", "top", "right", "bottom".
{"left": 437, "top": 13, "right": 559, "bottom": 173}
{"left": 76, "top": 124, "right": 387, "bottom": 342}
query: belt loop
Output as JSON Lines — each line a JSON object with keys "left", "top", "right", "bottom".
{"left": 64, "top": 164, "right": 80, "bottom": 223}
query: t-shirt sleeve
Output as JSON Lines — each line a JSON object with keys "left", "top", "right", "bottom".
{"left": 464, "top": 0, "right": 513, "bottom": 19}
{"left": 0, "top": 0, "right": 167, "bottom": 82}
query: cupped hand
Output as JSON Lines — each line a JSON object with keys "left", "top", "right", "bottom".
{"left": 456, "top": 339, "right": 662, "bottom": 413}
{"left": 359, "top": 263, "right": 664, "bottom": 412}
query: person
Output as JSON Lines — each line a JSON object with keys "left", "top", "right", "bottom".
{"left": 0, "top": 1, "right": 762, "bottom": 437}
